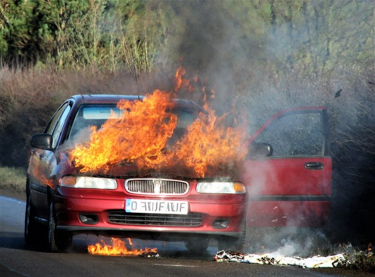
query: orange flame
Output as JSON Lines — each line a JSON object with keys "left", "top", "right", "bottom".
{"left": 69, "top": 67, "right": 248, "bottom": 177}
{"left": 174, "top": 66, "right": 196, "bottom": 93}
{"left": 172, "top": 106, "right": 247, "bottom": 177}
{"left": 88, "top": 238, "right": 158, "bottom": 256}
{"left": 71, "top": 90, "right": 177, "bottom": 173}
{"left": 28, "top": 155, "right": 54, "bottom": 188}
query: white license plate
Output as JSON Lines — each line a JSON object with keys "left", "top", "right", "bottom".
{"left": 125, "top": 199, "right": 189, "bottom": 214}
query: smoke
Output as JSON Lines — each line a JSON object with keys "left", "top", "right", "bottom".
{"left": 269, "top": 237, "right": 314, "bottom": 258}
{"left": 155, "top": 0, "right": 375, "bottom": 255}
{"left": 173, "top": 1, "right": 227, "bottom": 72}
{"left": 245, "top": 227, "right": 332, "bottom": 258}
{"left": 162, "top": 1, "right": 255, "bottom": 117}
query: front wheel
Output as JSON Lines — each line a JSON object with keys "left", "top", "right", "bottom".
{"left": 48, "top": 201, "right": 72, "bottom": 252}
{"left": 24, "top": 193, "right": 43, "bottom": 244}
{"left": 185, "top": 236, "right": 210, "bottom": 253}
{"left": 217, "top": 222, "right": 247, "bottom": 252}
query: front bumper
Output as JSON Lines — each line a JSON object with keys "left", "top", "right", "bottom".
{"left": 54, "top": 188, "right": 246, "bottom": 239}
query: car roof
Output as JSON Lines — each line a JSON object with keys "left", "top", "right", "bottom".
{"left": 69, "top": 94, "right": 202, "bottom": 110}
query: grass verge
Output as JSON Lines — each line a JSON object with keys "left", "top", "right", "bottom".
{"left": 0, "top": 167, "right": 26, "bottom": 193}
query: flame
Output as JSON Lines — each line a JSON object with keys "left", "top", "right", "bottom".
{"left": 169, "top": 88, "right": 247, "bottom": 176}
{"left": 28, "top": 156, "right": 54, "bottom": 188}
{"left": 69, "top": 67, "right": 248, "bottom": 177}
{"left": 88, "top": 238, "right": 158, "bottom": 256}
{"left": 174, "top": 66, "right": 196, "bottom": 92}
{"left": 71, "top": 90, "right": 177, "bottom": 173}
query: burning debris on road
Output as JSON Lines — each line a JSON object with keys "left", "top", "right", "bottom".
{"left": 88, "top": 237, "right": 159, "bottom": 258}
{"left": 215, "top": 242, "right": 375, "bottom": 270}
{"left": 214, "top": 250, "right": 345, "bottom": 268}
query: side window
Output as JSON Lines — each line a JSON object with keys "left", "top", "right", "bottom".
{"left": 255, "top": 112, "right": 323, "bottom": 157}
{"left": 52, "top": 105, "right": 71, "bottom": 148}
{"left": 69, "top": 105, "right": 119, "bottom": 140}
{"left": 45, "top": 103, "right": 71, "bottom": 148}
{"left": 45, "top": 103, "right": 69, "bottom": 134}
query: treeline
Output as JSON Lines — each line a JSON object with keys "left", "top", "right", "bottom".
{"left": 0, "top": 0, "right": 165, "bottom": 72}
{"left": 0, "top": 0, "right": 373, "bottom": 77}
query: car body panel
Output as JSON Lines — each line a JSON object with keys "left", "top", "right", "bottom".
{"left": 53, "top": 178, "right": 245, "bottom": 237}
{"left": 53, "top": 191, "right": 245, "bottom": 235}
{"left": 242, "top": 107, "right": 331, "bottom": 227}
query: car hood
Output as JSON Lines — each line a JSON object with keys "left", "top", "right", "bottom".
{"left": 54, "top": 152, "right": 237, "bottom": 180}
{"left": 56, "top": 152, "right": 237, "bottom": 181}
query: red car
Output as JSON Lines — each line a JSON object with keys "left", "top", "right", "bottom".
{"left": 25, "top": 94, "right": 331, "bottom": 252}
{"left": 25, "top": 94, "right": 247, "bottom": 252}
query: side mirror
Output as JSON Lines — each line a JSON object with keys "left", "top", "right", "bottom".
{"left": 248, "top": 142, "right": 273, "bottom": 158}
{"left": 30, "top": 134, "right": 53, "bottom": 150}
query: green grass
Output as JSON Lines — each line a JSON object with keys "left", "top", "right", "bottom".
{"left": 0, "top": 167, "right": 26, "bottom": 192}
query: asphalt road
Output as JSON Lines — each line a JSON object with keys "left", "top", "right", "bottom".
{"left": 0, "top": 195, "right": 347, "bottom": 277}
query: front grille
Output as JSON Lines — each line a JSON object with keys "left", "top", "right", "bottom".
{"left": 108, "top": 210, "right": 202, "bottom": 227}
{"left": 125, "top": 178, "right": 189, "bottom": 195}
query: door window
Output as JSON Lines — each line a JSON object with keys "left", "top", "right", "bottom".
{"left": 45, "top": 103, "right": 71, "bottom": 148}
{"left": 254, "top": 111, "right": 323, "bottom": 157}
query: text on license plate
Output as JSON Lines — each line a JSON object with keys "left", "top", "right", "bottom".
{"left": 125, "top": 199, "right": 189, "bottom": 214}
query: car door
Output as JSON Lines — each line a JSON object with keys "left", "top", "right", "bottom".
{"left": 28, "top": 101, "right": 72, "bottom": 219}
{"left": 241, "top": 107, "right": 331, "bottom": 227}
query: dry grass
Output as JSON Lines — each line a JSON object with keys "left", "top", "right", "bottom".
{"left": 0, "top": 167, "right": 26, "bottom": 193}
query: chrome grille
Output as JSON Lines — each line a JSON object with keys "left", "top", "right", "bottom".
{"left": 108, "top": 210, "right": 202, "bottom": 227}
{"left": 125, "top": 178, "right": 189, "bottom": 195}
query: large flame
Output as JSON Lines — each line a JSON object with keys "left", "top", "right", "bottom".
{"left": 69, "top": 67, "right": 248, "bottom": 177}
{"left": 172, "top": 103, "right": 247, "bottom": 177}
{"left": 88, "top": 237, "right": 157, "bottom": 256}
{"left": 71, "top": 90, "right": 177, "bottom": 173}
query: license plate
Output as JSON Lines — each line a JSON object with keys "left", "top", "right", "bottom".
{"left": 125, "top": 199, "right": 189, "bottom": 214}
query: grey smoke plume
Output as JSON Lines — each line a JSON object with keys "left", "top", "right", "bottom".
{"left": 158, "top": 0, "right": 375, "bottom": 253}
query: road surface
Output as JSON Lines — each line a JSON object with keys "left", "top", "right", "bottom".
{"left": 0, "top": 195, "right": 349, "bottom": 277}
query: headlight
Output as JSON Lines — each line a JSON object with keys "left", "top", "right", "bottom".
{"left": 60, "top": 176, "right": 117, "bottom": 189}
{"left": 196, "top": 181, "right": 246, "bottom": 194}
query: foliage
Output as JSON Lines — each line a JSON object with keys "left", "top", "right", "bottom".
{"left": 0, "top": 0, "right": 177, "bottom": 72}
{"left": 1, "top": 1, "right": 372, "bottom": 75}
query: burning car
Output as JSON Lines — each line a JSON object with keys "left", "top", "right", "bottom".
{"left": 25, "top": 85, "right": 332, "bottom": 253}
{"left": 25, "top": 93, "right": 247, "bottom": 252}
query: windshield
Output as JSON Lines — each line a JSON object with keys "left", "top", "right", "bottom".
{"left": 69, "top": 104, "right": 198, "bottom": 142}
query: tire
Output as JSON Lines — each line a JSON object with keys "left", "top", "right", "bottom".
{"left": 185, "top": 236, "right": 210, "bottom": 253}
{"left": 217, "top": 221, "right": 247, "bottom": 252}
{"left": 24, "top": 192, "right": 43, "bottom": 245}
{"left": 48, "top": 201, "right": 72, "bottom": 252}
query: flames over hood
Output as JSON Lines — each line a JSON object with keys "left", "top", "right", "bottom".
{"left": 68, "top": 67, "right": 248, "bottom": 178}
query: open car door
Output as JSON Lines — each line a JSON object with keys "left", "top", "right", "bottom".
{"left": 241, "top": 107, "right": 331, "bottom": 227}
